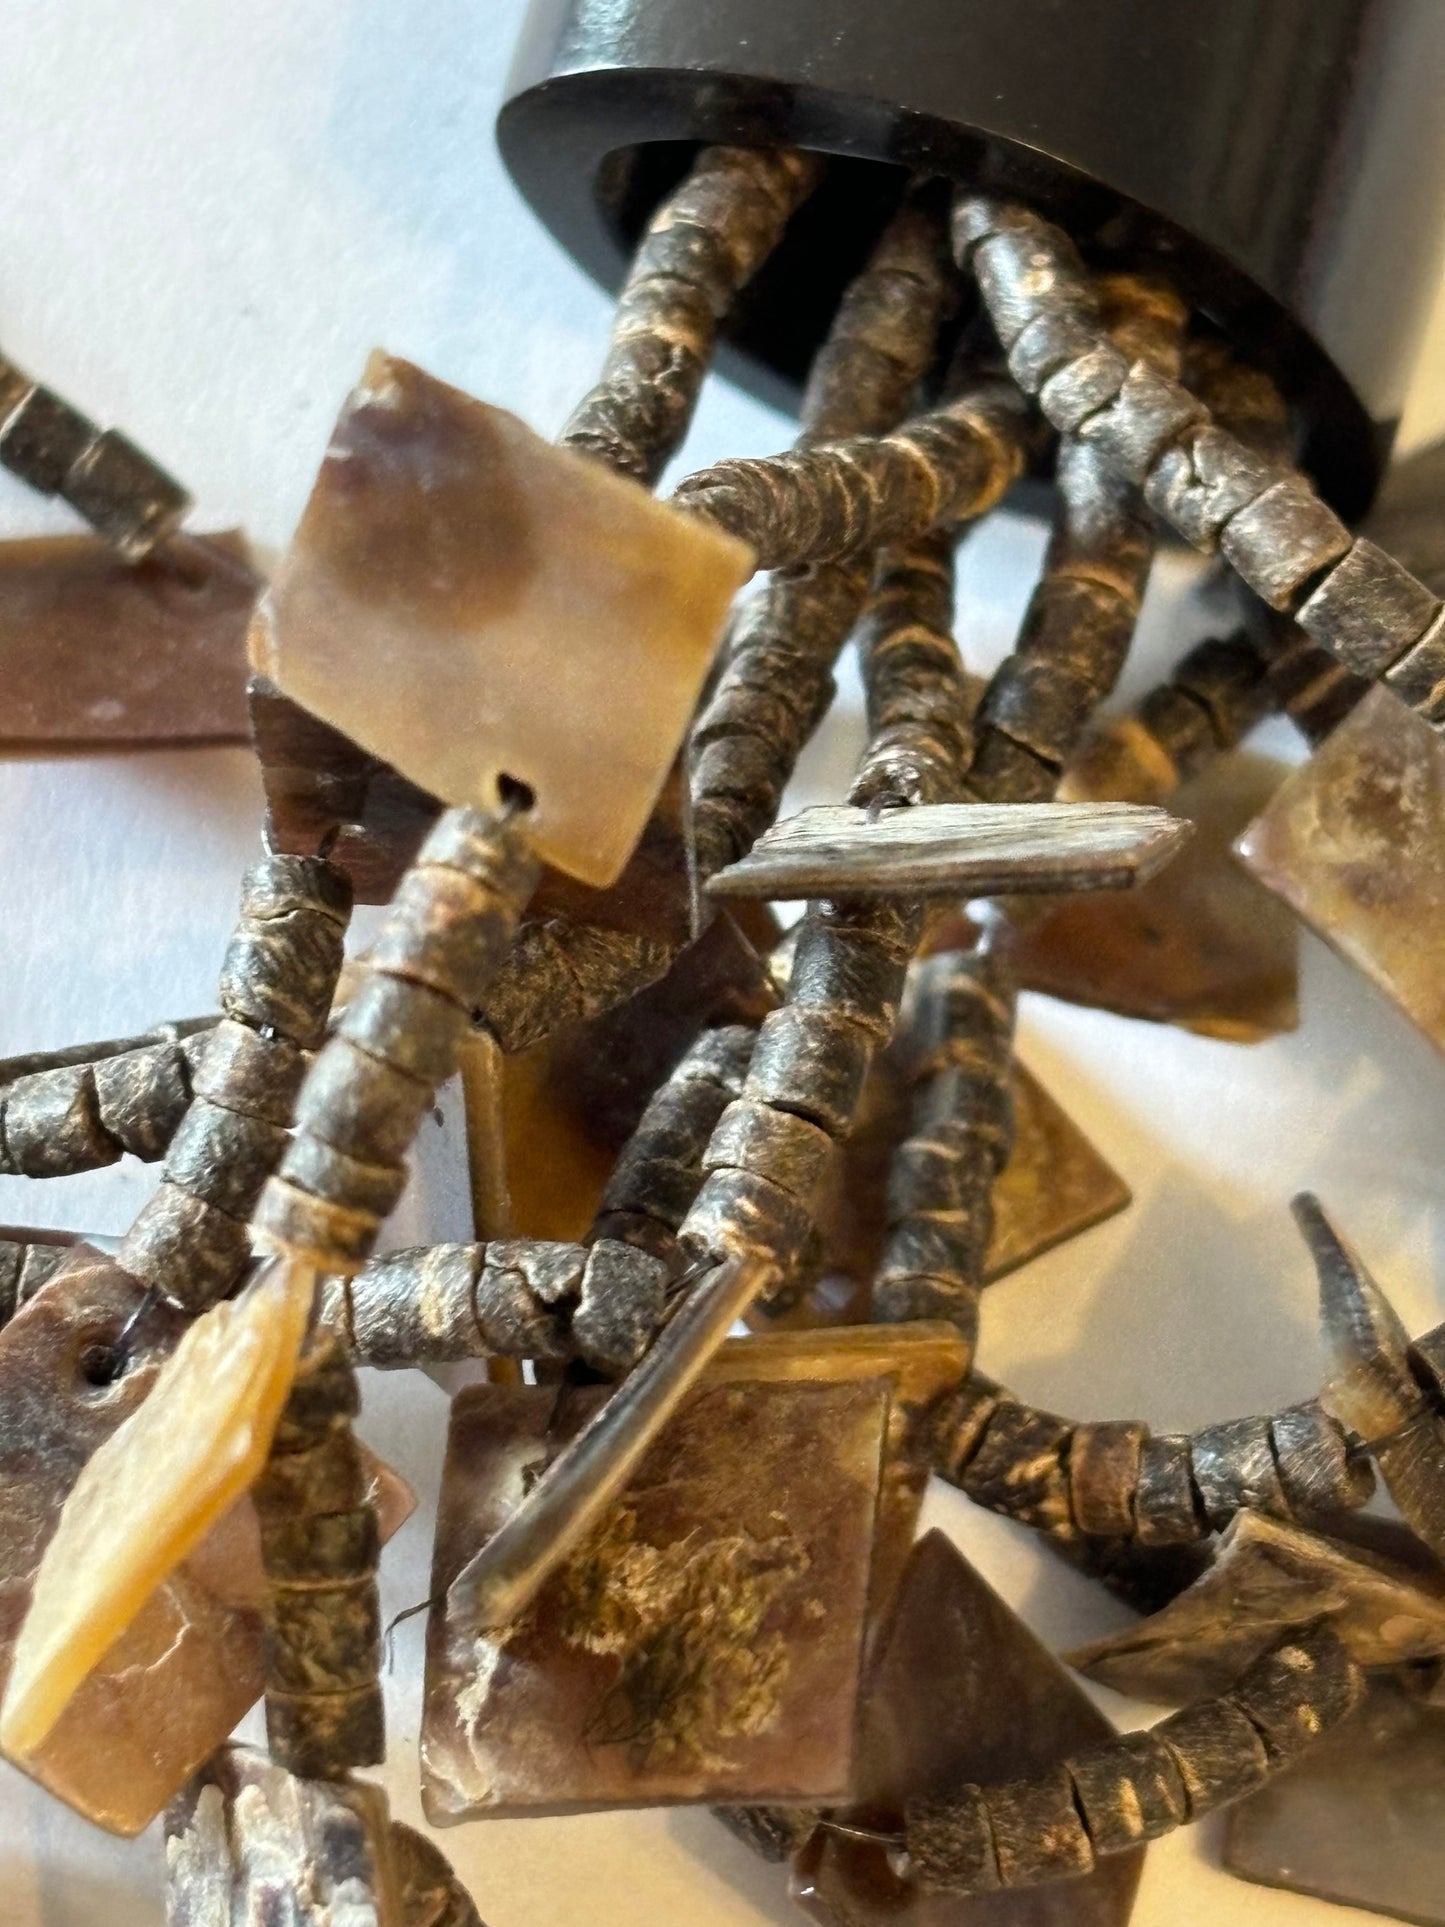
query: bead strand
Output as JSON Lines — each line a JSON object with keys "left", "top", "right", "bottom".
{"left": 117, "top": 855, "right": 351, "bottom": 1314}
{"left": 589, "top": 1024, "right": 757, "bottom": 1266}
{"left": 0, "top": 348, "right": 190, "bottom": 558}
{"left": 952, "top": 196, "right": 1445, "bottom": 727}
{"left": 254, "top": 1336, "right": 383, "bottom": 1779}
{"left": 967, "top": 274, "right": 1186, "bottom": 801}
{"left": 560, "top": 147, "right": 824, "bottom": 487}
{"left": 934, "top": 1374, "right": 1372, "bottom": 1546}
{"left": 688, "top": 186, "right": 962, "bottom": 884}
{"left": 255, "top": 811, "right": 539, "bottom": 1277}
{"left": 903, "top": 1627, "right": 1363, "bottom": 1898}
{"left": 324, "top": 1237, "right": 668, "bottom": 1378}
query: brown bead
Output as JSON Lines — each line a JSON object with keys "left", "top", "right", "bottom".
{"left": 1270, "top": 1399, "right": 1374, "bottom": 1516}
{"left": 162, "top": 1097, "right": 289, "bottom": 1221}
{"left": 1226, "top": 1628, "right": 1364, "bottom": 1766}
{"left": 1070, "top": 1420, "right": 1147, "bottom": 1537}
{"left": 1189, "top": 1414, "right": 1287, "bottom": 1530}
{"left": 1156, "top": 1696, "right": 1271, "bottom": 1817}
{"left": 1218, "top": 476, "right": 1353, "bottom": 613}
{"left": 985, "top": 1765, "right": 1096, "bottom": 1889}
{"left": 263, "top": 1578, "right": 381, "bottom": 1696}
{"left": 1067, "top": 1729, "right": 1188, "bottom": 1852}
{"left": 961, "top": 1399, "right": 1074, "bottom": 1533}
{"left": 117, "top": 1183, "right": 251, "bottom": 1315}
{"left": 704, "top": 1096, "right": 838, "bottom": 1203}
{"left": 263, "top": 1683, "right": 384, "bottom": 1780}
{"left": 1295, "top": 537, "right": 1441, "bottom": 677}
{"left": 189, "top": 1018, "right": 304, "bottom": 1129}
{"left": 562, "top": 146, "right": 824, "bottom": 487}
{"left": 905, "top": 1789, "right": 1000, "bottom": 1894}
{"left": 1135, "top": 1432, "right": 1206, "bottom": 1545}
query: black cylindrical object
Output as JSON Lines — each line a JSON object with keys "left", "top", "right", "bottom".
{"left": 499, "top": 0, "right": 1445, "bottom": 516}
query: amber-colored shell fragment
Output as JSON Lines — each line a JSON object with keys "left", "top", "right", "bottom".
{"left": 252, "top": 353, "right": 752, "bottom": 888}
{"left": 0, "top": 1260, "right": 313, "bottom": 1759}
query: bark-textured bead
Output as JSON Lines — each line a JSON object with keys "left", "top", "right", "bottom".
{"left": 269, "top": 1346, "right": 361, "bottom": 1448}
{"left": 1075, "top": 361, "right": 1203, "bottom": 485}
{"left": 850, "top": 529, "right": 976, "bottom": 810}
{"left": 1134, "top": 684, "right": 1218, "bottom": 783}
{"left": 985, "top": 1767, "right": 1095, "bottom": 1889}
{"left": 257, "top": 1176, "right": 381, "bottom": 1271}
{"left": 1225, "top": 1628, "right": 1362, "bottom": 1765}
{"left": 189, "top": 1018, "right": 304, "bottom": 1129}
{"left": 573, "top": 1239, "right": 669, "bottom": 1375}
{"left": 0, "top": 383, "right": 93, "bottom": 492}
{"left": 283, "top": 1133, "right": 409, "bottom": 1221}
{"left": 961, "top": 1400, "right": 1074, "bottom": 1532}
{"left": 257, "top": 1338, "right": 382, "bottom": 1778}
{"left": 0, "top": 1064, "right": 115, "bottom": 1177}
{"left": 264, "top": 1686, "right": 385, "bottom": 1784}
{"left": 487, "top": 1239, "right": 586, "bottom": 1307}
{"left": 1143, "top": 426, "right": 1279, "bottom": 551}
{"left": 1294, "top": 538, "right": 1441, "bottom": 676}
{"left": 338, "top": 975, "right": 469, "bottom": 1086}
{"left": 591, "top": 1025, "right": 755, "bottom": 1252}
{"left": 1134, "top": 1433, "right": 1206, "bottom": 1545}
{"left": 689, "top": 560, "right": 870, "bottom": 884}
{"left": 1383, "top": 607, "right": 1445, "bottom": 724}
{"left": 415, "top": 807, "right": 542, "bottom": 902}
{"left": 686, "top": 191, "right": 960, "bottom": 879}
{"left": 745, "top": 1004, "right": 873, "bottom": 1139}
{"left": 1070, "top": 1420, "right": 1147, "bottom": 1536}
{"left": 1189, "top": 1415, "right": 1287, "bottom": 1530}
{"left": 972, "top": 233, "right": 1095, "bottom": 350}
{"left": 256, "top": 1433, "right": 368, "bottom": 1517}
{"left": 89, "top": 1042, "right": 194, "bottom": 1162}
{"left": 672, "top": 380, "right": 1026, "bottom": 572}
{"left": 117, "top": 1182, "right": 253, "bottom": 1315}
{"left": 681, "top": 1164, "right": 815, "bottom": 1267}
{"left": 1155, "top": 1696, "right": 1270, "bottom": 1816}
{"left": 292, "top": 1035, "right": 434, "bottom": 1167}
{"left": 932, "top": 1373, "right": 1008, "bottom": 1481}
{"left": 474, "top": 1254, "right": 570, "bottom": 1360}
{"left": 561, "top": 146, "right": 823, "bottom": 487}
{"left": 340, "top": 1243, "right": 484, "bottom": 1364}
{"left": 1269, "top": 1399, "right": 1374, "bottom": 1515}
{"left": 162, "top": 1096, "right": 290, "bottom": 1220}
{"left": 219, "top": 911, "right": 346, "bottom": 1051}
{"left": 970, "top": 274, "right": 1181, "bottom": 798}
{"left": 906, "top": 1789, "right": 1001, "bottom": 1894}
{"left": 787, "top": 908, "right": 911, "bottom": 1043}
{"left": 703, "top": 1096, "right": 837, "bottom": 1204}
{"left": 1218, "top": 476, "right": 1353, "bottom": 612}
{"left": 238, "top": 854, "right": 352, "bottom": 924}
{"left": 59, "top": 426, "right": 192, "bottom": 561}
{"left": 1006, "top": 307, "right": 1101, "bottom": 394}
{"left": 259, "top": 1507, "right": 379, "bottom": 1585}
{"left": 367, "top": 862, "right": 519, "bottom": 1006}
{"left": 1170, "top": 633, "right": 1276, "bottom": 747}
{"left": 264, "top": 1578, "right": 382, "bottom": 1695}
{"left": 1067, "top": 1729, "right": 1188, "bottom": 1852}
{"left": 1037, "top": 343, "right": 1131, "bottom": 434}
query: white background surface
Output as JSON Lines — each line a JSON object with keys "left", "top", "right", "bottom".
{"left": 1, "top": 6, "right": 1444, "bottom": 1924}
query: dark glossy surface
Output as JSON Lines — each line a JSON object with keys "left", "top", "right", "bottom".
{"left": 500, "top": 0, "right": 1445, "bottom": 515}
